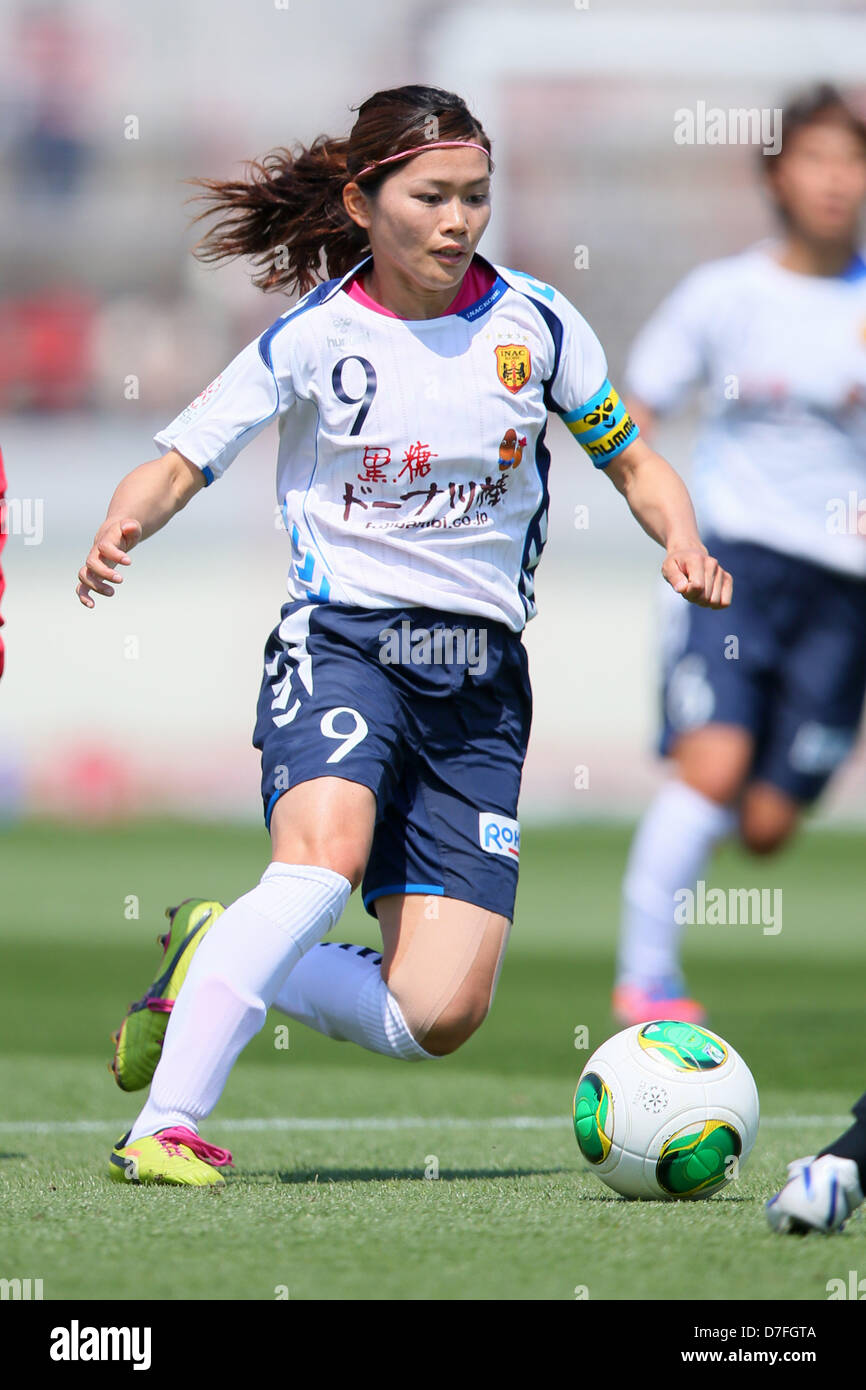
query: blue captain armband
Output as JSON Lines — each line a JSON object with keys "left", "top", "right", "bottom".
{"left": 560, "top": 379, "right": 639, "bottom": 467}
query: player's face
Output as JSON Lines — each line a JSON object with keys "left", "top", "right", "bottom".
{"left": 355, "top": 146, "right": 492, "bottom": 291}
{"left": 769, "top": 120, "right": 866, "bottom": 243}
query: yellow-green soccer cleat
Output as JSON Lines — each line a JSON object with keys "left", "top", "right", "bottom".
{"left": 109, "top": 1126, "right": 233, "bottom": 1186}
{"left": 109, "top": 899, "right": 225, "bottom": 1092}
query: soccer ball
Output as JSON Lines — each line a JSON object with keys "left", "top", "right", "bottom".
{"left": 573, "top": 1020, "right": 759, "bottom": 1200}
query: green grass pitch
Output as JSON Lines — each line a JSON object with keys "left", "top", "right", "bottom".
{"left": 1, "top": 818, "right": 864, "bottom": 1301}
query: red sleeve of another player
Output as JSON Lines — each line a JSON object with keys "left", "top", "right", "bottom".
{"left": 0, "top": 446, "right": 6, "bottom": 680}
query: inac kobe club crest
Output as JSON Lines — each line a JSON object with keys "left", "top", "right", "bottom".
{"left": 495, "top": 344, "right": 531, "bottom": 394}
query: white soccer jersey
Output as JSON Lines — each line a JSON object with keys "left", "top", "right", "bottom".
{"left": 626, "top": 241, "right": 866, "bottom": 578}
{"left": 153, "top": 254, "right": 638, "bottom": 631}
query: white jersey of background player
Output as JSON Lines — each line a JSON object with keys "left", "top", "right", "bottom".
{"left": 627, "top": 238, "right": 866, "bottom": 577}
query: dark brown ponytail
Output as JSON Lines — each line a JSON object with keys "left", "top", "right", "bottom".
{"left": 184, "top": 85, "right": 492, "bottom": 297}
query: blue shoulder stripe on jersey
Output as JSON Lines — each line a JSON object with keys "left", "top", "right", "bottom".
{"left": 839, "top": 253, "right": 866, "bottom": 282}
{"left": 257, "top": 255, "right": 374, "bottom": 368}
{"left": 532, "top": 301, "right": 565, "bottom": 410}
{"left": 258, "top": 279, "right": 340, "bottom": 368}
{"left": 500, "top": 267, "right": 556, "bottom": 302}
{"left": 498, "top": 268, "right": 566, "bottom": 405}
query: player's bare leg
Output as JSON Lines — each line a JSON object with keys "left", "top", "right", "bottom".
{"left": 272, "top": 893, "right": 510, "bottom": 1060}
{"left": 268, "top": 777, "right": 376, "bottom": 882}
{"left": 377, "top": 894, "right": 510, "bottom": 1055}
{"left": 674, "top": 724, "right": 755, "bottom": 805}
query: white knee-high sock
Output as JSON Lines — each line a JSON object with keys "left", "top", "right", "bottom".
{"left": 128, "top": 863, "right": 351, "bottom": 1142}
{"left": 273, "top": 942, "right": 437, "bottom": 1061}
{"left": 616, "top": 779, "right": 736, "bottom": 990}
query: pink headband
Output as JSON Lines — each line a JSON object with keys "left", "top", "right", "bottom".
{"left": 352, "top": 140, "right": 494, "bottom": 182}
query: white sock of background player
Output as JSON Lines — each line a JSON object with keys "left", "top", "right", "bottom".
{"left": 616, "top": 778, "right": 736, "bottom": 991}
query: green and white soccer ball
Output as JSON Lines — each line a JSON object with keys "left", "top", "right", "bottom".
{"left": 573, "top": 1021, "right": 759, "bottom": 1200}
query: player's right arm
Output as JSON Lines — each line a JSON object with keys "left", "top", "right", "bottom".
{"left": 76, "top": 448, "right": 204, "bottom": 607}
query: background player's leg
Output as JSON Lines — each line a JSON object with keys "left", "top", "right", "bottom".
{"left": 274, "top": 893, "right": 510, "bottom": 1058}
{"left": 126, "top": 780, "right": 373, "bottom": 1143}
{"left": 268, "top": 778, "right": 377, "bottom": 871}
{"left": 740, "top": 562, "right": 866, "bottom": 854}
{"left": 738, "top": 780, "right": 801, "bottom": 854}
{"left": 614, "top": 724, "right": 748, "bottom": 1019}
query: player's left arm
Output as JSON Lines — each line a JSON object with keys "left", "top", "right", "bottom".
{"left": 604, "top": 434, "right": 732, "bottom": 609}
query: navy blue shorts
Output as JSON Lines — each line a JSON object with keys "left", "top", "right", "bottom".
{"left": 253, "top": 602, "right": 531, "bottom": 919}
{"left": 660, "top": 535, "right": 866, "bottom": 803}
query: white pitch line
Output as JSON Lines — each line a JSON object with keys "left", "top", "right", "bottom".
{"left": 0, "top": 1114, "right": 850, "bottom": 1135}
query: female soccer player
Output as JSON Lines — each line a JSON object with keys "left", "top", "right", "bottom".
{"left": 613, "top": 84, "right": 866, "bottom": 1027}
{"left": 78, "top": 84, "right": 730, "bottom": 1185}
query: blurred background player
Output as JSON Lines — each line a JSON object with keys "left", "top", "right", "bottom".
{"left": 613, "top": 84, "right": 866, "bottom": 1026}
